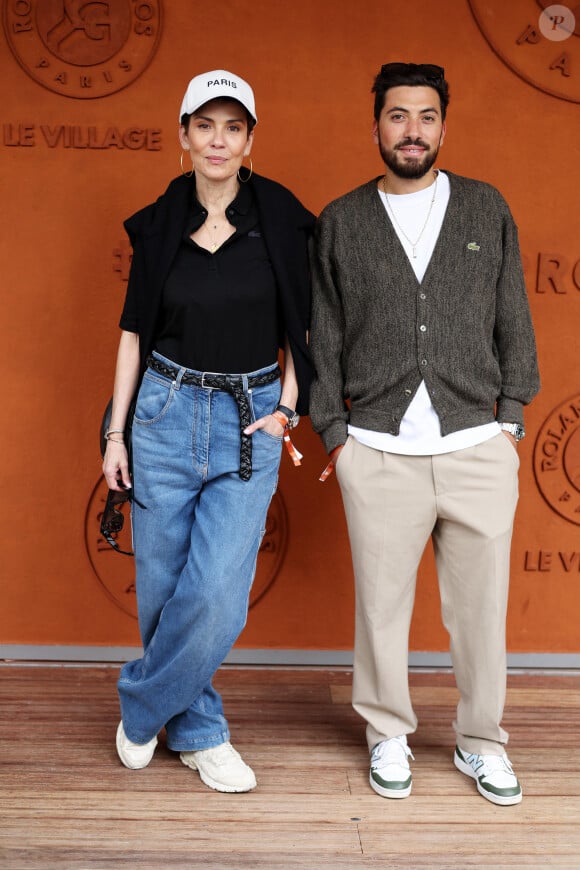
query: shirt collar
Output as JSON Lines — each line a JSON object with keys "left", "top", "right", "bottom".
{"left": 184, "top": 180, "right": 253, "bottom": 236}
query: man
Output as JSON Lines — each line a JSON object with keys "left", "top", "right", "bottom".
{"left": 309, "top": 63, "right": 539, "bottom": 806}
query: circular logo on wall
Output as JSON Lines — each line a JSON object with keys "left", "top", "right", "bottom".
{"left": 3, "top": 0, "right": 162, "bottom": 99}
{"left": 533, "top": 393, "right": 580, "bottom": 525}
{"left": 468, "top": 0, "right": 580, "bottom": 103}
{"left": 85, "top": 476, "right": 288, "bottom": 618}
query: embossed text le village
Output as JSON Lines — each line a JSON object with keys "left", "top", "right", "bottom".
{"left": 3, "top": 122, "right": 162, "bottom": 150}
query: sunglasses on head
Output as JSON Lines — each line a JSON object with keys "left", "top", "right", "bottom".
{"left": 380, "top": 63, "right": 445, "bottom": 82}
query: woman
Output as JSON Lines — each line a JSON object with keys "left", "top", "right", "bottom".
{"left": 102, "top": 70, "right": 314, "bottom": 792}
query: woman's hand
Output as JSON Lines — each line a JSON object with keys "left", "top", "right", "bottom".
{"left": 103, "top": 440, "right": 132, "bottom": 491}
{"left": 243, "top": 414, "right": 285, "bottom": 438}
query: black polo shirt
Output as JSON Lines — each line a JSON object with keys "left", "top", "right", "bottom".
{"left": 155, "top": 183, "right": 278, "bottom": 373}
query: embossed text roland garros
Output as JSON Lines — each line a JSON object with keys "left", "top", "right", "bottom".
{"left": 3, "top": 0, "right": 162, "bottom": 99}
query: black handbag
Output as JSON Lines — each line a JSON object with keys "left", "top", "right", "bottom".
{"left": 99, "top": 397, "right": 136, "bottom": 555}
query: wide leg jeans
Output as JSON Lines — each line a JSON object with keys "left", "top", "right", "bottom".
{"left": 117, "top": 354, "right": 282, "bottom": 751}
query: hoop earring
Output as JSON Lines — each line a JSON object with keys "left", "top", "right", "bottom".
{"left": 180, "top": 150, "right": 193, "bottom": 178}
{"left": 237, "top": 157, "right": 253, "bottom": 183}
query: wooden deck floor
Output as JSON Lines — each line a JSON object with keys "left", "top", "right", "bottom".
{"left": 0, "top": 665, "right": 579, "bottom": 868}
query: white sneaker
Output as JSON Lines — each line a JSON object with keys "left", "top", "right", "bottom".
{"left": 369, "top": 735, "right": 414, "bottom": 798}
{"left": 116, "top": 721, "right": 157, "bottom": 770}
{"left": 454, "top": 746, "right": 523, "bottom": 805}
{"left": 180, "top": 741, "right": 257, "bottom": 793}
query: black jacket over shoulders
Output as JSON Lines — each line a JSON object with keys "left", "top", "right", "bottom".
{"left": 120, "top": 173, "right": 315, "bottom": 415}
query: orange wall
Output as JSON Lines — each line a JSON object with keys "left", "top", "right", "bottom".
{"left": 1, "top": 0, "right": 579, "bottom": 653}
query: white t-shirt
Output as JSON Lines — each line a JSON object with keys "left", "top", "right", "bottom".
{"left": 348, "top": 171, "right": 500, "bottom": 455}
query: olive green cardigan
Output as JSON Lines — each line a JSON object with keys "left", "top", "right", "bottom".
{"left": 309, "top": 171, "right": 540, "bottom": 453}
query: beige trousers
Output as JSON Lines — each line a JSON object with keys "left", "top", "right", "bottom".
{"left": 336, "top": 433, "right": 519, "bottom": 755}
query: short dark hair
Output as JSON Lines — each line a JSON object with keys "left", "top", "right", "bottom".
{"left": 372, "top": 63, "right": 450, "bottom": 121}
{"left": 180, "top": 98, "right": 256, "bottom": 133}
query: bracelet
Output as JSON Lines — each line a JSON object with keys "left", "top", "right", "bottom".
{"left": 269, "top": 411, "right": 303, "bottom": 466}
{"left": 106, "top": 437, "right": 125, "bottom": 444}
{"left": 271, "top": 410, "right": 289, "bottom": 428}
{"left": 106, "top": 429, "right": 125, "bottom": 437}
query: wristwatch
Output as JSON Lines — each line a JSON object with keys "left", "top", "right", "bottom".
{"left": 276, "top": 404, "right": 300, "bottom": 429}
{"left": 500, "top": 423, "right": 525, "bottom": 441}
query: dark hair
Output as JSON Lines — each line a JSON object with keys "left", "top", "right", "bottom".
{"left": 180, "top": 98, "right": 256, "bottom": 134}
{"left": 372, "top": 63, "right": 450, "bottom": 121}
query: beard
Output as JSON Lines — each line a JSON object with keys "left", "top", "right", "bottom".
{"left": 379, "top": 136, "right": 440, "bottom": 180}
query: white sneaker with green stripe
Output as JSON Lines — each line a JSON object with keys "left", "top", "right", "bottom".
{"left": 369, "top": 735, "right": 414, "bottom": 798}
{"left": 454, "top": 746, "right": 522, "bottom": 805}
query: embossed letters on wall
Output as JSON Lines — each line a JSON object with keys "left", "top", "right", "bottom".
{"left": 469, "top": 0, "right": 579, "bottom": 103}
{"left": 3, "top": 121, "right": 162, "bottom": 148}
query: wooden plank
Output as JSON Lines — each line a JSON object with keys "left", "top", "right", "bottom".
{"left": 359, "top": 823, "right": 580, "bottom": 860}
{"left": 2, "top": 793, "right": 580, "bottom": 824}
{"left": 0, "top": 819, "right": 363, "bottom": 854}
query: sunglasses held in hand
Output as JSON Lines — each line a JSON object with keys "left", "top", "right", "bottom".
{"left": 99, "top": 397, "right": 137, "bottom": 555}
{"left": 100, "top": 483, "right": 134, "bottom": 556}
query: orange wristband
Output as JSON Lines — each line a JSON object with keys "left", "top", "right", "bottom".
{"left": 271, "top": 410, "right": 289, "bottom": 429}
{"left": 270, "top": 410, "right": 303, "bottom": 467}
{"left": 283, "top": 432, "right": 303, "bottom": 466}
{"left": 319, "top": 445, "right": 344, "bottom": 482}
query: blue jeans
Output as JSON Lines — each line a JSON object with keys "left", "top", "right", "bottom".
{"left": 117, "top": 352, "right": 282, "bottom": 750}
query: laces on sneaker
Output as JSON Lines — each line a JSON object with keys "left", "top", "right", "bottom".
{"left": 466, "top": 752, "right": 513, "bottom": 777}
{"left": 203, "top": 742, "right": 241, "bottom": 766}
{"left": 372, "top": 736, "right": 415, "bottom": 766}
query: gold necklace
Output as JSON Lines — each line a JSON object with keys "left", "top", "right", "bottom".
{"left": 382, "top": 171, "right": 438, "bottom": 258}
{"left": 203, "top": 215, "right": 236, "bottom": 254}
{"left": 204, "top": 220, "right": 221, "bottom": 254}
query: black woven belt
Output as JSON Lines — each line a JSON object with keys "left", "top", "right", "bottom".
{"left": 146, "top": 356, "right": 281, "bottom": 480}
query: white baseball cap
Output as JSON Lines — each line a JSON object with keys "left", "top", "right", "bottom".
{"left": 179, "top": 69, "right": 257, "bottom": 124}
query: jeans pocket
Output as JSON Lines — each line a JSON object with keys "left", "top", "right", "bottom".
{"left": 134, "top": 372, "right": 174, "bottom": 425}
{"left": 248, "top": 380, "right": 282, "bottom": 440}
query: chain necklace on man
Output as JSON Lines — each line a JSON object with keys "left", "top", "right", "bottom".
{"left": 382, "top": 171, "right": 439, "bottom": 258}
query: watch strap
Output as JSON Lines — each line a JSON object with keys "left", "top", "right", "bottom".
{"left": 500, "top": 422, "right": 525, "bottom": 441}
{"left": 276, "top": 404, "right": 299, "bottom": 429}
